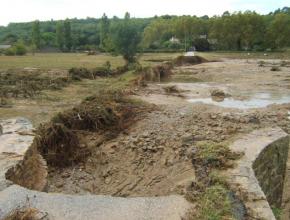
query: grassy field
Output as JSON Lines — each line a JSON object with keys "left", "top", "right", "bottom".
{"left": 0, "top": 52, "right": 183, "bottom": 70}
{"left": 1, "top": 51, "right": 289, "bottom": 70}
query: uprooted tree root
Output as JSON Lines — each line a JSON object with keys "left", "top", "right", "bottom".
{"left": 174, "top": 55, "right": 208, "bottom": 66}
{"left": 33, "top": 123, "right": 87, "bottom": 167}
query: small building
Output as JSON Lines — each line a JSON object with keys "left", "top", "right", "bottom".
{"left": 199, "top": 34, "right": 207, "bottom": 39}
{"left": 0, "top": 45, "right": 11, "bottom": 50}
{"left": 169, "top": 37, "right": 180, "bottom": 44}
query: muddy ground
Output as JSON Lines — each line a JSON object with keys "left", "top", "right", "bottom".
{"left": 48, "top": 58, "right": 290, "bottom": 210}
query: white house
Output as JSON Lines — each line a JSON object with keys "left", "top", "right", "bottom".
{"left": 169, "top": 37, "right": 180, "bottom": 44}
{"left": 0, "top": 45, "right": 11, "bottom": 49}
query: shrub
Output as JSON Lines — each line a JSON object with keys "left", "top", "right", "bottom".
{"left": 4, "top": 42, "right": 27, "bottom": 56}
{"left": 4, "top": 47, "right": 16, "bottom": 56}
{"left": 14, "top": 42, "right": 27, "bottom": 55}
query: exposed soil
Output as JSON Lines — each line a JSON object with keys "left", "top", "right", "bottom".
{"left": 47, "top": 58, "right": 290, "bottom": 202}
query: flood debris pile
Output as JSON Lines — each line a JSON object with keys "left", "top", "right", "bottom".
{"left": 3, "top": 208, "right": 45, "bottom": 220}
{"left": 0, "top": 70, "right": 70, "bottom": 99}
{"left": 68, "top": 62, "right": 129, "bottom": 80}
{"left": 68, "top": 66, "right": 114, "bottom": 80}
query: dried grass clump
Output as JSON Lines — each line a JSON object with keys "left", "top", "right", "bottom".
{"left": 192, "top": 141, "right": 241, "bottom": 169}
{"left": 34, "top": 123, "right": 87, "bottom": 167}
{"left": 174, "top": 55, "right": 208, "bottom": 66}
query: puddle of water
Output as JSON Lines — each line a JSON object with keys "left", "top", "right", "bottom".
{"left": 188, "top": 93, "right": 290, "bottom": 109}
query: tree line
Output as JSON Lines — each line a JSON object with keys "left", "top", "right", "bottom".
{"left": 0, "top": 7, "right": 290, "bottom": 55}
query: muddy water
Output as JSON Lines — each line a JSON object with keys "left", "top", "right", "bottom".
{"left": 188, "top": 93, "right": 290, "bottom": 109}
{"left": 165, "top": 82, "right": 290, "bottom": 109}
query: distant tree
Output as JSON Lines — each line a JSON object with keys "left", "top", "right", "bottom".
{"left": 42, "top": 32, "right": 56, "bottom": 47}
{"left": 56, "top": 22, "right": 64, "bottom": 50}
{"left": 32, "top": 20, "right": 41, "bottom": 49}
{"left": 63, "top": 19, "right": 72, "bottom": 51}
{"left": 30, "top": 44, "right": 37, "bottom": 55}
{"left": 266, "top": 13, "right": 290, "bottom": 49}
{"left": 109, "top": 12, "right": 141, "bottom": 63}
{"left": 99, "top": 13, "right": 110, "bottom": 51}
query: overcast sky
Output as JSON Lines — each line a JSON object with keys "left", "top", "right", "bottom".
{"left": 1, "top": 0, "right": 289, "bottom": 26}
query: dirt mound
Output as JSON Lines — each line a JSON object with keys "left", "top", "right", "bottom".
{"left": 174, "top": 56, "right": 208, "bottom": 66}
